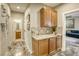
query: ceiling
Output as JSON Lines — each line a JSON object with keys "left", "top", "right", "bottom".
{"left": 9, "top": 3, "right": 29, "bottom": 13}
{"left": 9, "top": 3, "right": 61, "bottom": 13}
{"left": 44, "top": 3, "right": 61, "bottom": 7}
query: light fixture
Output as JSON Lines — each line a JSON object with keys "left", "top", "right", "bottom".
{"left": 16, "top": 6, "right": 20, "bottom": 9}
{"left": 14, "top": 19, "right": 21, "bottom": 23}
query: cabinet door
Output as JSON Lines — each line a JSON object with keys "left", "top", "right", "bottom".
{"left": 49, "top": 37, "right": 56, "bottom": 53}
{"left": 40, "top": 7, "right": 52, "bottom": 27}
{"left": 16, "top": 31, "right": 21, "bottom": 39}
{"left": 45, "top": 8, "right": 52, "bottom": 27}
{"left": 40, "top": 8, "right": 45, "bottom": 27}
{"left": 39, "top": 39, "right": 48, "bottom": 56}
{"left": 40, "top": 7, "right": 57, "bottom": 27}
{"left": 51, "top": 10, "right": 57, "bottom": 26}
{"left": 57, "top": 36, "right": 62, "bottom": 51}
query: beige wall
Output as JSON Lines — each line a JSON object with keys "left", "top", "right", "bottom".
{"left": 30, "top": 3, "right": 43, "bottom": 29}
{"left": 74, "top": 17, "right": 79, "bottom": 29}
{"left": 24, "top": 7, "right": 31, "bottom": 53}
{"left": 0, "top": 3, "right": 1, "bottom": 56}
{"left": 56, "top": 3, "right": 79, "bottom": 29}
{"left": 56, "top": 3, "right": 79, "bottom": 51}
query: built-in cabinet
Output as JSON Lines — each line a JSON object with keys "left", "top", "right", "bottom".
{"left": 32, "top": 38, "right": 49, "bottom": 56}
{"left": 56, "top": 35, "right": 62, "bottom": 51}
{"left": 40, "top": 7, "right": 57, "bottom": 27}
{"left": 32, "top": 6, "right": 61, "bottom": 56}
{"left": 49, "top": 37, "right": 57, "bottom": 54}
{"left": 49, "top": 36, "right": 62, "bottom": 55}
{"left": 16, "top": 31, "right": 21, "bottom": 39}
{"left": 32, "top": 35, "right": 62, "bottom": 56}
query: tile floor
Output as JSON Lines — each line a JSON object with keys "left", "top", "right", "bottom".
{"left": 5, "top": 40, "right": 31, "bottom": 56}
{"left": 5, "top": 36, "right": 79, "bottom": 56}
{"left": 54, "top": 36, "right": 79, "bottom": 56}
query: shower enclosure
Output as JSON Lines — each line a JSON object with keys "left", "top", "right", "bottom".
{"left": 0, "top": 4, "right": 9, "bottom": 55}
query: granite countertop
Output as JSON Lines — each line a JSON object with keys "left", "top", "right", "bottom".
{"left": 32, "top": 34, "right": 62, "bottom": 40}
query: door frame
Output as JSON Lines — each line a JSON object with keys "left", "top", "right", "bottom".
{"left": 62, "top": 8, "right": 79, "bottom": 51}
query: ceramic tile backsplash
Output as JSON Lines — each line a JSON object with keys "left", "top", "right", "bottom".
{"left": 31, "top": 27, "right": 53, "bottom": 35}
{"left": 39, "top": 27, "right": 53, "bottom": 35}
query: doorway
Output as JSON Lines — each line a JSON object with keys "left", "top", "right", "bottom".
{"left": 62, "top": 9, "right": 79, "bottom": 55}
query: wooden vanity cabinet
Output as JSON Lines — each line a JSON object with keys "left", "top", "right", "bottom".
{"left": 40, "top": 7, "right": 57, "bottom": 27}
{"left": 32, "top": 35, "right": 62, "bottom": 56}
{"left": 32, "top": 38, "right": 49, "bottom": 56}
